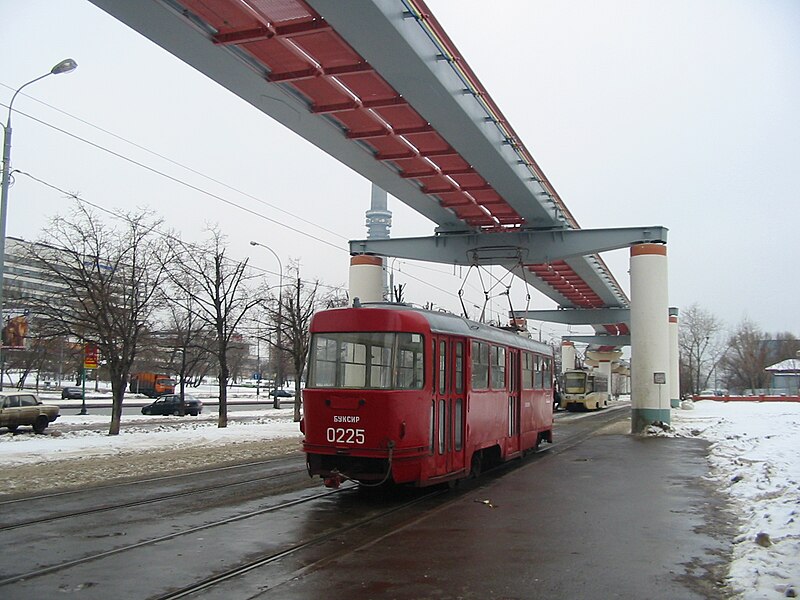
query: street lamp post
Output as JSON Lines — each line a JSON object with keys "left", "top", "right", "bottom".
{"left": 255, "top": 328, "right": 261, "bottom": 398}
{"left": 250, "top": 241, "right": 284, "bottom": 409}
{"left": 0, "top": 59, "right": 77, "bottom": 390}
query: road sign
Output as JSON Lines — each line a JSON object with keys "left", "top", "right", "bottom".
{"left": 84, "top": 343, "right": 98, "bottom": 369}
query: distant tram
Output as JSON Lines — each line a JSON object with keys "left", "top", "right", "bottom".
{"left": 300, "top": 304, "right": 555, "bottom": 488}
{"left": 559, "top": 369, "right": 609, "bottom": 411}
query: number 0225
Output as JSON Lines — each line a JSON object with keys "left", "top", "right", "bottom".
{"left": 326, "top": 427, "right": 365, "bottom": 444}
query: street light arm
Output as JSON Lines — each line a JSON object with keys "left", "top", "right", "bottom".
{"left": 6, "top": 73, "right": 51, "bottom": 128}
{"left": 249, "top": 240, "right": 283, "bottom": 279}
{"left": 250, "top": 240, "right": 286, "bottom": 403}
{"left": 4, "top": 59, "right": 77, "bottom": 130}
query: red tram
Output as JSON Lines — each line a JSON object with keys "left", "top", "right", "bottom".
{"left": 301, "top": 304, "right": 554, "bottom": 488}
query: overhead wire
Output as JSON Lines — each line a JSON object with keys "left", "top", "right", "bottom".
{"left": 1, "top": 92, "right": 508, "bottom": 312}
{"left": 0, "top": 99, "right": 346, "bottom": 252}
{"left": 0, "top": 84, "right": 348, "bottom": 244}
{"left": 16, "top": 171, "right": 346, "bottom": 292}
{"left": 18, "top": 170, "right": 471, "bottom": 303}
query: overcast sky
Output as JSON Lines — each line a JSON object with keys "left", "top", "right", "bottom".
{"left": 1, "top": 0, "right": 799, "bottom": 341}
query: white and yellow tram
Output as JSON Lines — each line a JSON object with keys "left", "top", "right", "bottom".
{"left": 559, "top": 369, "right": 609, "bottom": 411}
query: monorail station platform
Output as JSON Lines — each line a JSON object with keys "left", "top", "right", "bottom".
{"left": 279, "top": 422, "right": 732, "bottom": 599}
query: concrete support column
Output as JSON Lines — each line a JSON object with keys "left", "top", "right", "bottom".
{"left": 561, "top": 341, "right": 577, "bottom": 373}
{"left": 630, "top": 243, "right": 670, "bottom": 432}
{"left": 669, "top": 307, "right": 680, "bottom": 408}
{"left": 613, "top": 364, "right": 631, "bottom": 395}
{"left": 349, "top": 255, "right": 384, "bottom": 304}
{"left": 587, "top": 350, "right": 622, "bottom": 399}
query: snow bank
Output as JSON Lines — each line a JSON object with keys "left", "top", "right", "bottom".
{"left": 0, "top": 410, "right": 302, "bottom": 466}
{"left": 672, "top": 400, "right": 800, "bottom": 598}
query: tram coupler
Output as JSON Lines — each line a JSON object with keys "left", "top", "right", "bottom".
{"left": 324, "top": 472, "right": 344, "bottom": 488}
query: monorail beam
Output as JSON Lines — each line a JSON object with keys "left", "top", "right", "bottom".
{"left": 511, "top": 308, "right": 630, "bottom": 325}
{"left": 349, "top": 226, "right": 668, "bottom": 266}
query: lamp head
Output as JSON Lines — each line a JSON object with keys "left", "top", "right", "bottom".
{"left": 249, "top": 241, "right": 258, "bottom": 246}
{"left": 51, "top": 59, "right": 78, "bottom": 75}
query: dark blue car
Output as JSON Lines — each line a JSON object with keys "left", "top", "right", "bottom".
{"left": 141, "top": 394, "right": 203, "bottom": 417}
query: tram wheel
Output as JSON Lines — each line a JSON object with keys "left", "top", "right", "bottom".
{"left": 470, "top": 452, "right": 482, "bottom": 479}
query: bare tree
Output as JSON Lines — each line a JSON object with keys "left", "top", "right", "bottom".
{"left": 772, "top": 332, "right": 800, "bottom": 363}
{"left": 165, "top": 229, "right": 260, "bottom": 428}
{"left": 25, "top": 205, "right": 167, "bottom": 435}
{"left": 262, "top": 266, "right": 345, "bottom": 421}
{"left": 160, "top": 290, "right": 215, "bottom": 401}
{"left": 678, "top": 304, "right": 725, "bottom": 394}
{"left": 719, "top": 319, "right": 795, "bottom": 393}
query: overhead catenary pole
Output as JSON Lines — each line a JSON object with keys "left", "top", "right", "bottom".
{"left": 0, "top": 58, "right": 77, "bottom": 391}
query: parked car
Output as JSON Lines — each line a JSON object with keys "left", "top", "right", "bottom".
{"left": 698, "top": 389, "right": 727, "bottom": 397}
{"left": 61, "top": 386, "right": 83, "bottom": 399}
{"left": 269, "top": 389, "right": 293, "bottom": 399}
{"left": 0, "top": 392, "right": 60, "bottom": 433}
{"left": 141, "top": 394, "right": 203, "bottom": 417}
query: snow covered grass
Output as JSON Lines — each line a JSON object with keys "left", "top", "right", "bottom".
{"left": 0, "top": 409, "right": 302, "bottom": 466}
{"left": 671, "top": 400, "right": 800, "bottom": 599}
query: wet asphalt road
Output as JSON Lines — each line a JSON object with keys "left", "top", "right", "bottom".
{"left": 0, "top": 406, "right": 734, "bottom": 599}
{"left": 266, "top": 430, "right": 733, "bottom": 600}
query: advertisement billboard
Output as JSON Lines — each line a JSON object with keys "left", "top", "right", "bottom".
{"left": 1, "top": 310, "right": 29, "bottom": 350}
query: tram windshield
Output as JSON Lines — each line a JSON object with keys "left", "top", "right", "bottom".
{"left": 308, "top": 332, "right": 425, "bottom": 390}
{"left": 563, "top": 371, "right": 588, "bottom": 394}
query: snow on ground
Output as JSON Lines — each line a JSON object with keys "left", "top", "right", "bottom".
{"left": 1, "top": 396, "right": 797, "bottom": 596}
{"left": 671, "top": 400, "right": 800, "bottom": 599}
{"left": 0, "top": 409, "right": 302, "bottom": 466}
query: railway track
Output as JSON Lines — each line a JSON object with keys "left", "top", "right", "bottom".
{"left": 0, "top": 484, "right": 352, "bottom": 587}
{"left": 0, "top": 455, "right": 300, "bottom": 506}
{"left": 0, "top": 462, "right": 309, "bottom": 531}
{"left": 0, "top": 406, "right": 630, "bottom": 599}
{"left": 155, "top": 407, "right": 633, "bottom": 599}
{"left": 153, "top": 488, "right": 448, "bottom": 600}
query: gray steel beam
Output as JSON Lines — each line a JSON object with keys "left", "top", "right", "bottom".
{"left": 512, "top": 308, "right": 630, "bottom": 325}
{"left": 308, "top": 0, "right": 557, "bottom": 227}
{"left": 349, "top": 226, "right": 667, "bottom": 266}
{"left": 564, "top": 335, "right": 631, "bottom": 346}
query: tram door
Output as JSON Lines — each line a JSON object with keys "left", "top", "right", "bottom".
{"left": 432, "top": 337, "right": 466, "bottom": 476}
{"left": 507, "top": 348, "right": 521, "bottom": 456}
{"left": 451, "top": 339, "right": 466, "bottom": 474}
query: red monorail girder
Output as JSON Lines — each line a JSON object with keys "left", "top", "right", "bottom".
{"left": 88, "top": 0, "right": 634, "bottom": 348}
{"left": 178, "top": 0, "right": 522, "bottom": 229}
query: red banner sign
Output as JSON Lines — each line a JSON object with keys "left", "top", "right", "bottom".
{"left": 84, "top": 343, "right": 98, "bottom": 369}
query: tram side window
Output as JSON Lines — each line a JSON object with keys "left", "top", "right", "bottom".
{"left": 397, "top": 333, "right": 424, "bottom": 390}
{"left": 341, "top": 342, "right": 367, "bottom": 387}
{"left": 438, "top": 399, "right": 446, "bottom": 454}
{"left": 522, "top": 352, "right": 534, "bottom": 390}
{"left": 491, "top": 346, "right": 506, "bottom": 389}
{"left": 471, "top": 341, "right": 489, "bottom": 389}
{"left": 534, "top": 356, "right": 543, "bottom": 388}
{"left": 542, "top": 358, "right": 552, "bottom": 389}
{"left": 455, "top": 398, "right": 463, "bottom": 451}
{"left": 439, "top": 341, "right": 447, "bottom": 394}
{"left": 312, "top": 337, "right": 338, "bottom": 387}
{"left": 370, "top": 345, "right": 393, "bottom": 389}
{"left": 430, "top": 400, "right": 435, "bottom": 455}
{"left": 454, "top": 342, "right": 464, "bottom": 394}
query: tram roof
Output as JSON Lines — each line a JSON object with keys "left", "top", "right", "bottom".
{"left": 318, "top": 303, "right": 553, "bottom": 356}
